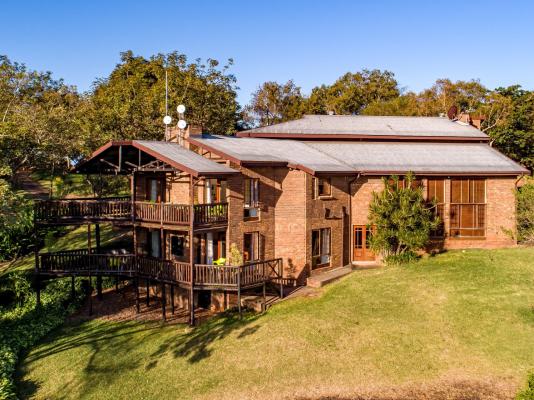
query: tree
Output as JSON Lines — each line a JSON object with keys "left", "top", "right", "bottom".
{"left": 86, "top": 51, "right": 239, "bottom": 145}
{"left": 0, "top": 55, "right": 84, "bottom": 180}
{"left": 245, "top": 80, "right": 305, "bottom": 127}
{"left": 308, "top": 69, "right": 399, "bottom": 115}
{"left": 368, "top": 174, "right": 439, "bottom": 265}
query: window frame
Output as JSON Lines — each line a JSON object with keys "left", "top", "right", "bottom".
{"left": 449, "top": 178, "right": 486, "bottom": 238}
{"left": 427, "top": 178, "right": 446, "bottom": 238}
{"left": 311, "top": 228, "right": 331, "bottom": 268}
{"left": 243, "top": 178, "right": 260, "bottom": 220}
{"left": 243, "top": 231, "right": 261, "bottom": 263}
{"left": 312, "top": 177, "right": 332, "bottom": 199}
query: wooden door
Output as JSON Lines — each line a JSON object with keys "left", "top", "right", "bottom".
{"left": 353, "top": 225, "right": 375, "bottom": 261}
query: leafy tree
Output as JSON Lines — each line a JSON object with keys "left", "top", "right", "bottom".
{"left": 368, "top": 174, "right": 439, "bottom": 265}
{"left": 87, "top": 51, "right": 239, "bottom": 145}
{"left": 245, "top": 80, "right": 305, "bottom": 126}
{"left": 516, "top": 178, "right": 534, "bottom": 243}
{"left": 307, "top": 69, "right": 399, "bottom": 115}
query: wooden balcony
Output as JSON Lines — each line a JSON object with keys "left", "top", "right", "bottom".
{"left": 34, "top": 196, "right": 131, "bottom": 223}
{"left": 35, "top": 199, "right": 228, "bottom": 227}
{"left": 37, "top": 250, "right": 282, "bottom": 290}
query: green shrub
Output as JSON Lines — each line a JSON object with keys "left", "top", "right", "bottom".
{"left": 517, "top": 179, "right": 534, "bottom": 243}
{"left": 517, "top": 373, "right": 534, "bottom": 400}
{"left": 368, "top": 173, "right": 439, "bottom": 265}
{"left": 0, "top": 181, "right": 34, "bottom": 261}
{"left": 0, "top": 277, "right": 85, "bottom": 399}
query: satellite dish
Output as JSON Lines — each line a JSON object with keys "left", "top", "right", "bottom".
{"left": 177, "top": 119, "right": 187, "bottom": 129}
{"left": 177, "top": 104, "right": 186, "bottom": 114}
{"left": 163, "top": 115, "right": 172, "bottom": 125}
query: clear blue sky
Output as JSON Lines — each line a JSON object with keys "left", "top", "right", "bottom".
{"left": 2, "top": 0, "right": 534, "bottom": 106}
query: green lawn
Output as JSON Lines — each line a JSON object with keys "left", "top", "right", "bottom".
{"left": 16, "top": 248, "right": 534, "bottom": 399}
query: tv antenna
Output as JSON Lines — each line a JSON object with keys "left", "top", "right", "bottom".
{"left": 163, "top": 69, "right": 172, "bottom": 140}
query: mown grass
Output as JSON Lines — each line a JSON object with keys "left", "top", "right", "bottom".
{"left": 16, "top": 248, "right": 534, "bottom": 400}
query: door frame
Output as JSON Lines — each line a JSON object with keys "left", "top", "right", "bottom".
{"left": 353, "top": 225, "right": 375, "bottom": 262}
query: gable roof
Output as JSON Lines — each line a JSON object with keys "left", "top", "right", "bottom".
{"left": 189, "top": 135, "right": 528, "bottom": 176}
{"left": 75, "top": 140, "right": 237, "bottom": 176}
{"left": 237, "top": 115, "right": 489, "bottom": 141}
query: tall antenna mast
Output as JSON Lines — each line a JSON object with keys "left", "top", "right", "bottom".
{"left": 162, "top": 68, "right": 172, "bottom": 140}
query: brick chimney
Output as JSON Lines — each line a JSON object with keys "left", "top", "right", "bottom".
{"left": 168, "top": 124, "right": 202, "bottom": 148}
{"left": 456, "top": 112, "right": 485, "bottom": 130}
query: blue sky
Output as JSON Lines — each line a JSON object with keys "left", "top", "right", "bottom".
{"left": 2, "top": 0, "right": 534, "bottom": 106}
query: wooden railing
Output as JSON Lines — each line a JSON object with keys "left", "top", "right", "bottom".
{"left": 194, "top": 203, "right": 228, "bottom": 225}
{"left": 38, "top": 251, "right": 282, "bottom": 290}
{"left": 36, "top": 199, "right": 228, "bottom": 226}
{"left": 34, "top": 197, "right": 131, "bottom": 222}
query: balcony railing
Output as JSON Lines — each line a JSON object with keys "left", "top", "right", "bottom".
{"left": 37, "top": 250, "right": 283, "bottom": 290}
{"left": 35, "top": 199, "right": 228, "bottom": 226}
{"left": 34, "top": 196, "right": 131, "bottom": 222}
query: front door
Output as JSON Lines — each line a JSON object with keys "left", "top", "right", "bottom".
{"left": 353, "top": 225, "right": 375, "bottom": 261}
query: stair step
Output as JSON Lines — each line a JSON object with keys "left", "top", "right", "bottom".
{"left": 306, "top": 266, "right": 353, "bottom": 288}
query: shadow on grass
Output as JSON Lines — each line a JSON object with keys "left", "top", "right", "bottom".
{"left": 149, "top": 311, "right": 262, "bottom": 365}
{"left": 17, "top": 310, "right": 262, "bottom": 399}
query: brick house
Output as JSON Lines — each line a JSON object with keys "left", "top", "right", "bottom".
{"left": 34, "top": 115, "right": 529, "bottom": 324}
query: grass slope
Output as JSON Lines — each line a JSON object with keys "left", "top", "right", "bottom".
{"left": 17, "top": 248, "right": 534, "bottom": 400}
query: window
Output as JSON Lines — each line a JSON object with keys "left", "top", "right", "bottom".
{"left": 146, "top": 178, "right": 164, "bottom": 202}
{"left": 150, "top": 230, "right": 161, "bottom": 258}
{"left": 387, "top": 178, "right": 422, "bottom": 190}
{"left": 170, "top": 234, "right": 186, "bottom": 259}
{"left": 204, "top": 179, "right": 227, "bottom": 204}
{"left": 311, "top": 228, "right": 331, "bottom": 268}
{"left": 450, "top": 178, "right": 486, "bottom": 237}
{"left": 243, "top": 232, "right": 261, "bottom": 262}
{"left": 427, "top": 178, "right": 445, "bottom": 237}
{"left": 312, "top": 177, "right": 331, "bottom": 199}
{"left": 244, "top": 178, "right": 260, "bottom": 219}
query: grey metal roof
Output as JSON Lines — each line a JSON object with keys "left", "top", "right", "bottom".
{"left": 191, "top": 136, "right": 354, "bottom": 173}
{"left": 241, "top": 115, "right": 489, "bottom": 139}
{"left": 191, "top": 135, "right": 528, "bottom": 175}
{"left": 134, "top": 140, "right": 237, "bottom": 175}
{"left": 305, "top": 142, "right": 529, "bottom": 175}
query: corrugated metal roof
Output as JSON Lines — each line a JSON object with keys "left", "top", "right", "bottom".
{"left": 241, "top": 115, "right": 489, "bottom": 139}
{"left": 305, "top": 142, "right": 529, "bottom": 174}
{"left": 134, "top": 140, "right": 237, "bottom": 175}
{"left": 191, "top": 136, "right": 356, "bottom": 173}
{"left": 191, "top": 135, "right": 528, "bottom": 175}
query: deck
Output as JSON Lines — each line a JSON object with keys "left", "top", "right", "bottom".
{"left": 37, "top": 249, "right": 283, "bottom": 291}
{"left": 34, "top": 197, "right": 229, "bottom": 227}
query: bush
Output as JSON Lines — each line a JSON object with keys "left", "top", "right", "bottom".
{"left": 0, "top": 180, "right": 34, "bottom": 261}
{"left": 368, "top": 173, "right": 439, "bottom": 265}
{"left": 517, "top": 179, "right": 534, "bottom": 243}
{"left": 0, "top": 276, "right": 85, "bottom": 399}
{"left": 517, "top": 373, "right": 534, "bottom": 400}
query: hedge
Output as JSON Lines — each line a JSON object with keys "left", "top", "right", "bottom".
{"left": 0, "top": 277, "right": 85, "bottom": 399}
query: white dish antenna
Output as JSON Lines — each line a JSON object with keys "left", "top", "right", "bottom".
{"left": 163, "top": 115, "right": 172, "bottom": 125}
{"left": 177, "top": 119, "right": 187, "bottom": 129}
{"left": 177, "top": 104, "right": 186, "bottom": 114}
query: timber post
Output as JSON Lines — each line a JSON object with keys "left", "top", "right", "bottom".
{"left": 95, "top": 223, "right": 102, "bottom": 300}
{"left": 262, "top": 281, "right": 266, "bottom": 313}
{"left": 279, "top": 259, "right": 284, "bottom": 299}
{"left": 237, "top": 266, "right": 242, "bottom": 319}
{"left": 135, "top": 277, "right": 140, "bottom": 314}
{"left": 35, "top": 243, "right": 41, "bottom": 308}
{"left": 170, "top": 284, "right": 175, "bottom": 314}
{"left": 189, "top": 174, "right": 195, "bottom": 326}
{"left": 146, "top": 278, "right": 150, "bottom": 306}
{"left": 161, "top": 283, "right": 166, "bottom": 321}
